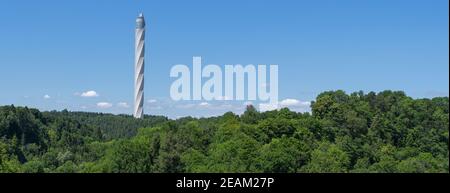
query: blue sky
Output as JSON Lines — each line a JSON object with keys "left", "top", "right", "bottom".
{"left": 0, "top": 0, "right": 448, "bottom": 118}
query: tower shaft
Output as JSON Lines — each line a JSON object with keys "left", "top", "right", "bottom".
{"left": 134, "top": 13, "right": 145, "bottom": 119}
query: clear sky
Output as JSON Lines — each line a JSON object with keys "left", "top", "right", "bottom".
{"left": 0, "top": 0, "right": 448, "bottom": 118}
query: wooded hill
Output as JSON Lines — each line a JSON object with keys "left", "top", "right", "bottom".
{"left": 0, "top": 90, "right": 448, "bottom": 173}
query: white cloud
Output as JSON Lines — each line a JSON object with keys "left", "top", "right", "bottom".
{"left": 81, "top": 90, "right": 99, "bottom": 97}
{"left": 117, "top": 102, "right": 129, "bottom": 108}
{"left": 259, "top": 103, "right": 278, "bottom": 112}
{"left": 96, "top": 102, "right": 112, "bottom": 108}
{"left": 43, "top": 94, "right": 51, "bottom": 99}
{"left": 256, "top": 99, "right": 311, "bottom": 112}
{"left": 279, "top": 99, "right": 310, "bottom": 107}
{"left": 300, "top": 101, "right": 311, "bottom": 106}
{"left": 199, "top": 102, "right": 210, "bottom": 107}
{"left": 280, "top": 99, "right": 300, "bottom": 106}
{"left": 277, "top": 98, "right": 311, "bottom": 113}
{"left": 147, "top": 99, "right": 157, "bottom": 103}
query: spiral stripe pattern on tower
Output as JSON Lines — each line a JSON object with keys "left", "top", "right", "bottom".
{"left": 134, "top": 13, "right": 145, "bottom": 119}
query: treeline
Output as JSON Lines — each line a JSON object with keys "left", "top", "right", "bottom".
{"left": 44, "top": 110, "right": 168, "bottom": 140}
{"left": 0, "top": 90, "right": 448, "bottom": 173}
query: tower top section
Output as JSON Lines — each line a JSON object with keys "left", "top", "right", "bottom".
{"left": 136, "top": 13, "right": 145, "bottom": 29}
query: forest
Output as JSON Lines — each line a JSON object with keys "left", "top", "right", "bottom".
{"left": 0, "top": 90, "right": 448, "bottom": 173}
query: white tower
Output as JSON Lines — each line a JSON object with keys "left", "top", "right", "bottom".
{"left": 134, "top": 13, "right": 145, "bottom": 118}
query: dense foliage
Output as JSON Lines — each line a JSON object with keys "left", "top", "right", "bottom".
{"left": 0, "top": 90, "right": 448, "bottom": 173}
